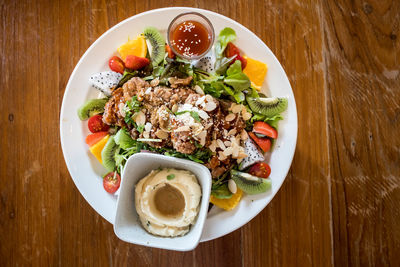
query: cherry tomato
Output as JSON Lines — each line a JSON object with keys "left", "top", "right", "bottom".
{"left": 103, "top": 172, "right": 121, "bottom": 194}
{"left": 108, "top": 56, "right": 125, "bottom": 74}
{"left": 165, "top": 44, "right": 175, "bottom": 59}
{"left": 253, "top": 121, "right": 278, "bottom": 139}
{"left": 225, "top": 42, "right": 241, "bottom": 58}
{"left": 85, "top": 131, "right": 108, "bottom": 146}
{"left": 225, "top": 42, "right": 246, "bottom": 69}
{"left": 88, "top": 114, "right": 109, "bottom": 133}
{"left": 249, "top": 162, "right": 271, "bottom": 178}
{"left": 249, "top": 132, "right": 271, "bottom": 152}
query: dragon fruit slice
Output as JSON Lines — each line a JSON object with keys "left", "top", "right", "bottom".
{"left": 89, "top": 71, "right": 122, "bottom": 96}
{"left": 239, "top": 137, "right": 265, "bottom": 170}
{"left": 194, "top": 56, "right": 215, "bottom": 72}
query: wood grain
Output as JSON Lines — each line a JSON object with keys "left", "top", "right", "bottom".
{"left": 0, "top": 0, "right": 399, "bottom": 266}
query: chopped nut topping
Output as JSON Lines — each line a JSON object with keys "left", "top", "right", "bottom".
{"left": 225, "top": 113, "right": 236, "bottom": 122}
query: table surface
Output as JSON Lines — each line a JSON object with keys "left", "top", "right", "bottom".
{"left": 1, "top": 0, "right": 399, "bottom": 266}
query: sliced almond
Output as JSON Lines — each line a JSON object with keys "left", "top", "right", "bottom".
{"left": 208, "top": 140, "right": 217, "bottom": 152}
{"left": 143, "top": 131, "right": 150, "bottom": 139}
{"left": 150, "top": 78, "right": 159, "bottom": 87}
{"left": 218, "top": 151, "right": 227, "bottom": 161}
{"left": 242, "top": 112, "right": 252, "bottom": 121}
{"left": 225, "top": 113, "right": 236, "bottom": 122}
{"left": 194, "top": 85, "right": 204, "bottom": 95}
{"left": 205, "top": 122, "right": 213, "bottom": 129}
{"left": 204, "top": 101, "right": 217, "bottom": 112}
{"left": 175, "top": 126, "right": 190, "bottom": 132}
{"left": 171, "top": 104, "right": 178, "bottom": 113}
{"left": 198, "top": 110, "right": 209, "bottom": 120}
{"left": 223, "top": 147, "right": 233, "bottom": 156}
{"left": 134, "top": 111, "right": 146, "bottom": 126}
{"left": 228, "top": 179, "right": 237, "bottom": 194}
{"left": 196, "top": 95, "right": 206, "bottom": 106}
{"left": 232, "top": 147, "right": 240, "bottom": 158}
{"left": 241, "top": 105, "right": 248, "bottom": 114}
{"left": 238, "top": 151, "right": 248, "bottom": 159}
{"left": 155, "top": 129, "right": 168, "bottom": 139}
{"left": 217, "top": 139, "right": 226, "bottom": 150}
{"left": 231, "top": 104, "right": 242, "bottom": 114}
{"left": 197, "top": 130, "right": 207, "bottom": 146}
{"left": 224, "top": 140, "right": 232, "bottom": 147}
{"left": 227, "top": 129, "right": 237, "bottom": 136}
{"left": 144, "top": 122, "right": 152, "bottom": 132}
{"left": 240, "top": 130, "right": 249, "bottom": 140}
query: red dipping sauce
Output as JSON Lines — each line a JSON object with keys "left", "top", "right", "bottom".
{"left": 168, "top": 13, "right": 215, "bottom": 60}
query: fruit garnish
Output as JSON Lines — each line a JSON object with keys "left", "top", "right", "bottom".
{"left": 103, "top": 172, "right": 121, "bottom": 194}
{"left": 242, "top": 56, "right": 268, "bottom": 90}
{"left": 88, "top": 114, "right": 110, "bottom": 133}
{"left": 253, "top": 121, "right": 277, "bottom": 139}
{"left": 124, "top": 55, "right": 150, "bottom": 70}
{"left": 249, "top": 132, "right": 271, "bottom": 152}
{"left": 210, "top": 188, "right": 243, "bottom": 210}
{"left": 108, "top": 56, "right": 125, "bottom": 74}
{"left": 88, "top": 135, "right": 110, "bottom": 163}
{"left": 117, "top": 35, "right": 147, "bottom": 61}
{"left": 85, "top": 131, "right": 109, "bottom": 146}
{"left": 248, "top": 162, "right": 271, "bottom": 178}
{"left": 165, "top": 44, "right": 175, "bottom": 59}
{"left": 231, "top": 170, "right": 271, "bottom": 195}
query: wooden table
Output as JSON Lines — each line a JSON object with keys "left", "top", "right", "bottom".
{"left": 1, "top": 0, "right": 399, "bottom": 266}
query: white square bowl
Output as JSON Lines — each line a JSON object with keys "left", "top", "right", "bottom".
{"left": 114, "top": 152, "right": 212, "bottom": 251}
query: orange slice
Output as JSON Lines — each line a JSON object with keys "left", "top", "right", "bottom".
{"left": 243, "top": 56, "right": 268, "bottom": 91}
{"left": 89, "top": 135, "right": 109, "bottom": 164}
{"left": 117, "top": 35, "right": 147, "bottom": 61}
{"left": 210, "top": 188, "right": 243, "bottom": 211}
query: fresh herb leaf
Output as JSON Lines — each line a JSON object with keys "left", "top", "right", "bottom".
{"left": 224, "top": 61, "right": 251, "bottom": 91}
{"left": 250, "top": 113, "right": 283, "bottom": 129}
{"left": 215, "top": 55, "right": 237, "bottom": 75}
{"left": 215, "top": 27, "right": 237, "bottom": 59}
{"left": 167, "top": 174, "right": 175, "bottom": 180}
{"left": 136, "top": 124, "right": 145, "bottom": 133}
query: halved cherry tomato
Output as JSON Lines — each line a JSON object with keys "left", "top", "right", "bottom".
{"left": 225, "top": 42, "right": 247, "bottom": 69}
{"left": 225, "top": 42, "right": 241, "bottom": 58}
{"left": 103, "top": 172, "right": 121, "bottom": 194}
{"left": 165, "top": 44, "right": 175, "bottom": 59}
{"left": 253, "top": 121, "right": 278, "bottom": 139}
{"left": 85, "top": 131, "right": 108, "bottom": 146}
{"left": 249, "top": 162, "right": 271, "bottom": 178}
{"left": 249, "top": 132, "right": 271, "bottom": 152}
{"left": 88, "top": 114, "right": 109, "bottom": 133}
{"left": 108, "top": 56, "right": 125, "bottom": 74}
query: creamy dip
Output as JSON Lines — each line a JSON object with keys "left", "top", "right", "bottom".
{"left": 135, "top": 168, "right": 201, "bottom": 237}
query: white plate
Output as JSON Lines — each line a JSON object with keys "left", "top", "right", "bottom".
{"left": 60, "top": 7, "right": 297, "bottom": 242}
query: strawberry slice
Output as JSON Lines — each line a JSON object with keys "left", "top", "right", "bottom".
{"left": 108, "top": 56, "right": 125, "bottom": 74}
{"left": 85, "top": 131, "right": 108, "bottom": 147}
{"left": 124, "top": 55, "right": 150, "bottom": 70}
{"left": 249, "top": 132, "right": 271, "bottom": 152}
{"left": 253, "top": 121, "right": 277, "bottom": 139}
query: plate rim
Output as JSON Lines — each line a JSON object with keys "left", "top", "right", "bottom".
{"left": 60, "top": 6, "right": 298, "bottom": 242}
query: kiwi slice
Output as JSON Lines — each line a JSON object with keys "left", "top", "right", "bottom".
{"left": 143, "top": 27, "right": 165, "bottom": 67}
{"left": 246, "top": 96, "right": 288, "bottom": 117}
{"left": 101, "top": 136, "right": 118, "bottom": 172}
{"left": 77, "top": 98, "right": 108, "bottom": 120}
{"left": 231, "top": 170, "right": 271, "bottom": 195}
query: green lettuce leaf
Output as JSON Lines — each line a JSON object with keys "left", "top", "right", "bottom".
{"left": 224, "top": 61, "right": 251, "bottom": 91}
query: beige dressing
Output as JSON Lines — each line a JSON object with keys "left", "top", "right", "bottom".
{"left": 154, "top": 184, "right": 185, "bottom": 217}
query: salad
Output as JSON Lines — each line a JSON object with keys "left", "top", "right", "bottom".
{"left": 77, "top": 25, "right": 287, "bottom": 211}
